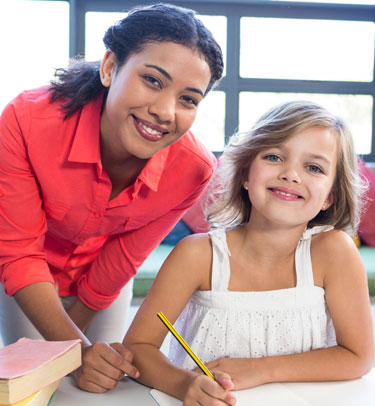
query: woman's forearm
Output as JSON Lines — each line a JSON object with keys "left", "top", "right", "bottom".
{"left": 66, "top": 297, "right": 98, "bottom": 334}
{"left": 14, "top": 282, "right": 91, "bottom": 345}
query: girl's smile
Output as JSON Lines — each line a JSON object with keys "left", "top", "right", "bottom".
{"left": 267, "top": 186, "right": 304, "bottom": 201}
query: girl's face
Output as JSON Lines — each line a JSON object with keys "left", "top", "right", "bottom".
{"left": 99, "top": 42, "right": 211, "bottom": 161}
{"left": 244, "top": 127, "right": 338, "bottom": 229}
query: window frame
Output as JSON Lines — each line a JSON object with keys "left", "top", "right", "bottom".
{"left": 49, "top": 0, "right": 375, "bottom": 160}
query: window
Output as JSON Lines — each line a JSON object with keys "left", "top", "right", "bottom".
{"left": 3, "top": 0, "right": 375, "bottom": 161}
{"left": 0, "top": 0, "right": 69, "bottom": 111}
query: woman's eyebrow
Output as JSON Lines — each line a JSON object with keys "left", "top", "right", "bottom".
{"left": 144, "top": 63, "right": 204, "bottom": 97}
{"left": 145, "top": 64, "right": 172, "bottom": 80}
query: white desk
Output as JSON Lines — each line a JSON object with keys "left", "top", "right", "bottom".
{"left": 51, "top": 369, "right": 375, "bottom": 406}
{"left": 51, "top": 377, "right": 155, "bottom": 406}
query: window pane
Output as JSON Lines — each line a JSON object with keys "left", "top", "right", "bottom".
{"left": 239, "top": 92, "right": 372, "bottom": 155}
{"left": 0, "top": 0, "right": 69, "bottom": 112}
{"left": 240, "top": 17, "right": 374, "bottom": 82}
{"left": 268, "top": 0, "right": 375, "bottom": 4}
{"left": 199, "top": 15, "right": 227, "bottom": 76}
{"left": 86, "top": 12, "right": 128, "bottom": 61}
{"left": 191, "top": 91, "right": 226, "bottom": 151}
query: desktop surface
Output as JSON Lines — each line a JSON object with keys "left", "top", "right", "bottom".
{"left": 51, "top": 369, "right": 375, "bottom": 406}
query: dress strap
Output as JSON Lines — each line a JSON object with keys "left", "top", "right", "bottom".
{"left": 208, "top": 229, "right": 231, "bottom": 291}
{"left": 295, "top": 225, "right": 333, "bottom": 287}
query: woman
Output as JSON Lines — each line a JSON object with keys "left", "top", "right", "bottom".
{"left": 0, "top": 3, "right": 223, "bottom": 392}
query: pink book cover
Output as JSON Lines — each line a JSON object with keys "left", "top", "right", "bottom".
{"left": 0, "top": 338, "right": 81, "bottom": 380}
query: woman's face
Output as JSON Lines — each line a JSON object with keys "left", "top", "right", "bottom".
{"left": 100, "top": 42, "right": 212, "bottom": 161}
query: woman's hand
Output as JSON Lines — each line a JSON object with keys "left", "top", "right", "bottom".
{"left": 74, "top": 342, "right": 140, "bottom": 392}
{"left": 183, "top": 372, "right": 236, "bottom": 406}
{"left": 203, "top": 358, "right": 266, "bottom": 391}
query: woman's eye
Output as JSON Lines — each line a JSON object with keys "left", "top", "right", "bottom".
{"left": 307, "top": 164, "right": 323, "bottom": 173}
{"left": 264, "top": 154, "right": 281, "bottom": 162}
{"left": 180, "top": 95, "right": 198, "bottom": 106}
{"left": 143, "top": 75, "right": 161, "bottom": 88}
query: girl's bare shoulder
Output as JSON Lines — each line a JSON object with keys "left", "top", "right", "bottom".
{"left": 311, "top": 228, "right": 356, "bottom": 257}
{"left": 311, "top": 228, "right": 364, "bottom": 283}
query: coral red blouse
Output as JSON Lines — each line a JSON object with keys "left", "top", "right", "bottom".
{"left": 0, "top": 87, "right": 216, "bottom": 310}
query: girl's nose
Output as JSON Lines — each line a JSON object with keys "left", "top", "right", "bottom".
{"left": 279, "top": 166, "right": 301, "bottom": 184}
{"left": 148, "top": 93, "right": 175, "bottom": 124}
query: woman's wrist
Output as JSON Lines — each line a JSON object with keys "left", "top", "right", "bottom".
{"left": 67, "top": 297, "right": 97, "bottom": 333}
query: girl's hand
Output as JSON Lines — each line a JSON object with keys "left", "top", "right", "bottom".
{"left": 183, "top": 372, "right": 237, "bottom": 406}
{"left": 74, "top": 342, "right": 140, "bottom": 392}
{"left": 203, "top": 358, "right": 266, "bottom": 390}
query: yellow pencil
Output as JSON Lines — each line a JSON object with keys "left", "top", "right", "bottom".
{"left": 157, "top": 311, "right": 215, "bottom": 380}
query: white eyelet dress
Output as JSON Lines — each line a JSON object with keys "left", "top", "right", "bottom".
{"left": 168, "top": 226, "right": 337, "bottom": 370}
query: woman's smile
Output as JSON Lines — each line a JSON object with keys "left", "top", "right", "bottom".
{"left": 132, "top": 115, "right": 169, "bottom": 142}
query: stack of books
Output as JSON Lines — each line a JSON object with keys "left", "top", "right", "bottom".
{"left": 0, "top": 338, "right": 81, "bottom": 405}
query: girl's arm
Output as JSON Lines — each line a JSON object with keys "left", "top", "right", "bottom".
{"left": 204, "top": 230, "right": 374, "bottom": 389}
{"left": 123, "top": 234, "right": 236, "bottom": 405}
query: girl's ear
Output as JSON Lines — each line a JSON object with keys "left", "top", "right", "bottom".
{"left": 321, "top": 193, "right": 334, "bottom": 211}
{"left": 100, "top": 50, "right": 116, "bottom": 87}
{"left": 243, "top": 181, "right": 248, "bottom": 191}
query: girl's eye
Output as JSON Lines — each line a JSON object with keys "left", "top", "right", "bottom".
{"left": 307, "top": 164, "right": 323, "bottom": 173}
{"left": 180, "top": 95, "right": 198, "bottom": 107}
{"left": 143, "top": 75, "right": 161, "bottom": 88}
{"left": 264, "top": 154, "right": 281, "bottom": 162}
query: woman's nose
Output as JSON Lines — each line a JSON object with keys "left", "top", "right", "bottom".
{"left": 148, "top": 93, "right": 175, "bottom": 124}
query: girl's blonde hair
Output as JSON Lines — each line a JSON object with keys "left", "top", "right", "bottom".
{"left": 206, "top": 100, "right": 365, "bottom": 232}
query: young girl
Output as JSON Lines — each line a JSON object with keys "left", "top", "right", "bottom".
{"left": 124, "top": 100, "right": 374, "bottom": 405}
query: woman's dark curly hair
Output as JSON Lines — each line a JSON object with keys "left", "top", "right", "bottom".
{"left": 49, "top": 3, "right": 223, "bottom": 118}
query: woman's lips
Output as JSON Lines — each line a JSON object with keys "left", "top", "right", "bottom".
{"left": 132, "top": 116, "right": 168, "bottom": 142}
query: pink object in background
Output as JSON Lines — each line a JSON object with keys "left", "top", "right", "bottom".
{"left": 358, "top": 158, "right": 375, "bottom": 247}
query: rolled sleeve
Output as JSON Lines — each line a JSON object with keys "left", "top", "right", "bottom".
{"left": 1, "top": 256, "right": 53, "bottom": 295}
{"left": 77, "top": 179, "right": 212, "bottom": 310}
{"left": 0, "top": 95, "right": 50, "bottom": 295}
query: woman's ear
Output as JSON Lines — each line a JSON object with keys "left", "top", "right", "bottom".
{"left": 100, "top": 50, "right": 116, "bottom": 87}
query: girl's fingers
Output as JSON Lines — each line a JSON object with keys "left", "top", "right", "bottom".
{"left": 214, "top": 372, "right": 234, "bottom": 390}
{"left": 190, "top": 374, "right": 237, "bottom": 406}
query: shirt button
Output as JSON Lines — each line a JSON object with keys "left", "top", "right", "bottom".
{"left": 93, "top": 212, "right": 101, "bottom": 217}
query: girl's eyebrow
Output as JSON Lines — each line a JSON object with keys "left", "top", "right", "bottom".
{"left": 267, "top": 146, "right": 332, "bottom": 166}
{"left": 307, "top": 153, "right": 332, "bottom": 166}
{"left": 144, "top": 63, "right": 204, "bottom": 97}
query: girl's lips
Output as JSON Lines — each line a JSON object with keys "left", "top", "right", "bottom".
{"left": 132, "top": 116, "right": 169, "bottom": 142}
{"left": 268, "top": 187, "right": 304, "bottom": 201}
